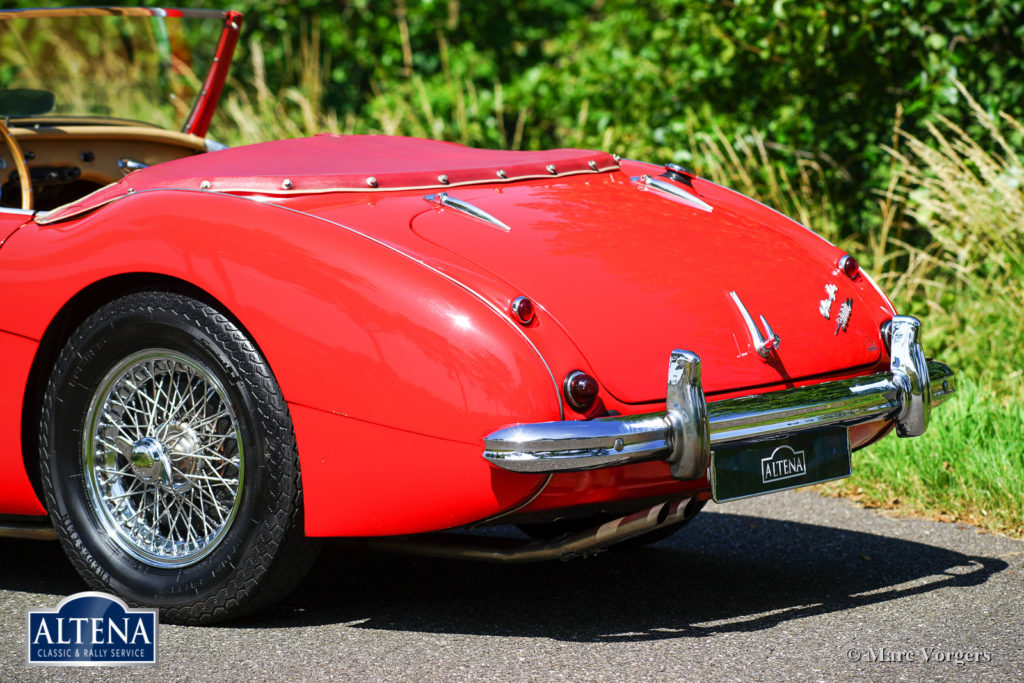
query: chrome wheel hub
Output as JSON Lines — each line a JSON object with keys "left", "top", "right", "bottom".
{"left": 128, "top": 426, "right": 197, "bottom": 492}
{"left": 83, "top": 350, "right": 244, "bottom": 568}
{"left": 128, "top": 436, "right": 167, "bottom": 483}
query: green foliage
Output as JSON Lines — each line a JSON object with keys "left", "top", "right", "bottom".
{"left": 481, "top": 0, "right": 1024, "bottom": 233}
{"left": 825, "top": 92, "right": 1024, "bottom": 537}
{"left": 19, "top": 1, "right": 1020, "bottom": 235}
{"left": 10, "top": 0, "right": 1022, "bottom": 233}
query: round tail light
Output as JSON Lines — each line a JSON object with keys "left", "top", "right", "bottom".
{"left": 839, "top": 254, "right": 860, "bottom": 279}
{"left": 510, "top": 296, "right": 535, "bottom": 325}
{"left": 564, "top": 371, "right": 599, "bottom": 412}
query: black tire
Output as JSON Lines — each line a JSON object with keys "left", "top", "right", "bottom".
{"left": 518, "top": 499, "right": 706, "bottom": 548}
{"left": 40, "top": 291, "right": 319, "bottom": 624}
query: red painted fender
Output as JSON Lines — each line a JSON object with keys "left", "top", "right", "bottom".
{"left": 0, "top": 190, "right": 559, "bottom": 533}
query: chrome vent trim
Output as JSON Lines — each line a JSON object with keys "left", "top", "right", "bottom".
{"left": 632, "top": 175, "right": 713, "bottom": 212}
{"left": 423, "top": 192, "right": 511, "bottom": 231}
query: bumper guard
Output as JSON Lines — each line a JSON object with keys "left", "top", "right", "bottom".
{"left": 483, "top": 316, "right": 955, "bottom": 479}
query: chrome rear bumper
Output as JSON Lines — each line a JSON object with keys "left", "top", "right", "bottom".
{"left": 483, "top": 316, "right": 955, "bottom": 479}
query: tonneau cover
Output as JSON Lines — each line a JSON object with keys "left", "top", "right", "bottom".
{"left": 40, "top": 134, "right": 619, "bottom": 223}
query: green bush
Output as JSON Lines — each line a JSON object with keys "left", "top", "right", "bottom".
{"left": 11, "top": 0, "right": 1023, "bottom": 240}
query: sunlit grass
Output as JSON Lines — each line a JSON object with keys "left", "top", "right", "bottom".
{"left": 823, "top": 378, "right": 1023, "bottom": 537}
{"left": 819, "top": 89, "right": 1023, "bottom": 536}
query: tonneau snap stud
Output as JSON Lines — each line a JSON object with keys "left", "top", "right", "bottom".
{"left": 438, "top": 174, "right": 450, "bottom": 184}
{"left": 366, "top": 176, "right": 378, "bottom": 187}
{"left": 281, "top": 179, "right": 293, "bottom": 190}
{"left": 588, "top": 160, "right": 598, "bottom": 170}
{"left": 497, "top": 169, "right": 507, "bottom": 179}
{"left": 546, "top": 164, "right": 557, "bottom": 175}
{"left": 199, "top": 180, "right": 211, "bottom": 190}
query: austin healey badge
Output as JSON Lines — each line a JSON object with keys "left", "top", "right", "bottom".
{"left": 819, "top": 283, "right": 838, "bottom": 319}
{"left": 834, "top": 298, "right": 853, "bottom": 334}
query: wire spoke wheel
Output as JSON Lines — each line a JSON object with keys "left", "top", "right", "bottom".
{"left": 83, "top": 350, "right": 244, "bottom": 567}
{"left": 42, "top": 292, "right": 318, "bottom": 624}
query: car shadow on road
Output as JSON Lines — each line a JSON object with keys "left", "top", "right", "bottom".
{"left": 0, "top": 511, "right": 1007, "bottom": 642}
{"left": 256, "top": 511, "right": 1008, "bottom": 641}
{"left": 0, "top": 535, "right": 82, "bottom": 597}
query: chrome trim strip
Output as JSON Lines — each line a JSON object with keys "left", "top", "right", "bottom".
{"left": 40, "top": 165, "right": 620, "bottom": 225}
{"left": 633, "top": 174, "right": 713, "bottom": 212}
{"left": 424, "top": 192, "right": 511, "bottom": 231}
{"left": 483, "top": 318, "right": 955, "bottom": 477}
{"left": 0, "top": 207, "right": 37, "bottom": 216}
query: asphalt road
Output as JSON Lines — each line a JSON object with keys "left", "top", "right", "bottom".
{"left": 2, "top": 489, "right": 1022, "bottom": 682}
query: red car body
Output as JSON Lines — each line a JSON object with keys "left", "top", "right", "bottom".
{"left": 0, "top": 8, "right": 954, "bottom": 623}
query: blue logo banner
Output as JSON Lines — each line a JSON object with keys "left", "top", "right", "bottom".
{"left": 26, "top": 592, "right": 158, "bottom": 666}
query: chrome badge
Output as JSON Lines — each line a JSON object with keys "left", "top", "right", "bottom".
{"left": 728, "top": 291, "right": 780, "bottom": 359}
{"left": 819, "top": 283, "right": 838, "bottom": 319}
{"left": 834, "top": 298, "right": 853, "bottom": 335}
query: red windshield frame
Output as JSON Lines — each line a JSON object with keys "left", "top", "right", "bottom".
{"left": 182, "top": 10, "right": 243, "bottom": 137}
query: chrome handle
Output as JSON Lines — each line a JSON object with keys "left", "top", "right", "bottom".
{"left": 729, "top": 291, "right": 781, "bottom": 359}
{"left": 423, "top": 192, "right": 511, "bottom": 231}
{"left": 117, "top": 157, "right": 148, "bottom": 175}
{"left": 634, "top": 175, "right": 713, "bottom": 212}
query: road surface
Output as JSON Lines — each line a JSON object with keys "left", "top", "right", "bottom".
{"left": 2, "top": 489, "right": 1021, "bottom": 681}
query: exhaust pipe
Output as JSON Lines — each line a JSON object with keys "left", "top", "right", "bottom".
{"left": 351, "top": 497, "right": 697, "bottom": 563}
{"left": 0, "top": 522, "right": 57, "bottom": 540}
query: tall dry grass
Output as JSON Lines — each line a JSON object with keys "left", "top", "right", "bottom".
{"left": 832, "top": 85, "right": 1024, "bottom": 536}
{"left": 881, "top": 84, "right": 1024, "bottom": 379}
{"left": 685, "top": 125, "right": 845, "bottom": 245}
{"left": 215, "top": 29, "right": 346, "bottom": 145}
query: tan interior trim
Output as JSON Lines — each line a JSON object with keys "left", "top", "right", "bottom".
{"left": 11, "top": 125, "right": 207, "bottom": 151}
{"left": 0, "top": 121, "right": 32, "bottom": 210}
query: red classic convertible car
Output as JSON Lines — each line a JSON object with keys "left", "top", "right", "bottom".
{"left": 0, "top": 8, "right": 954, "bottom": 624}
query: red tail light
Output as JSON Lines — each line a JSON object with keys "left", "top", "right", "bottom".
{"left": 510, "top": 296, "right": 535, "bottom": 325}
{"left": 564, "top": 371, "right": 599, "bottom": 412}
{"left": 839, "top": 254, "right": 860, "bottom": 279}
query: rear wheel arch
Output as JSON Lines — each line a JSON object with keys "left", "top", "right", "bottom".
{"left": 20, "top": 273, "right": 263, "bottom": 508}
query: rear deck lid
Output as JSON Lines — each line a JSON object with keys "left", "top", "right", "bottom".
{"left": 411, "top": 172, "right": 888, "bottom": 401}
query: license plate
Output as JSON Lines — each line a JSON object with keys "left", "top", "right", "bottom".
{"left": 710, "top": 427, "right": 851, "bottom": 503}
